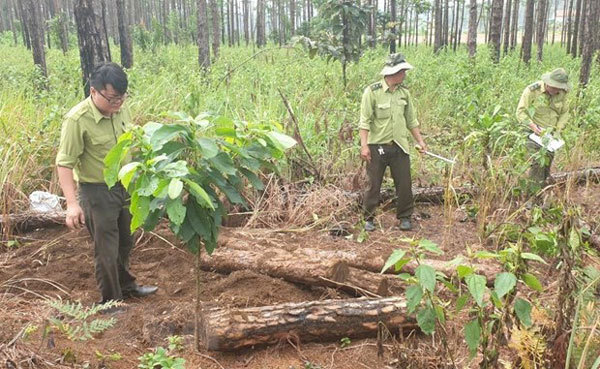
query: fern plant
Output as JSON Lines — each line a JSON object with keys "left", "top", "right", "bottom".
{"left": 46, "top": 299, "right": 121, "bottom": 341}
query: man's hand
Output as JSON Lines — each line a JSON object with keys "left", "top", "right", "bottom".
{"left": 65, "top": 203, "right": 85, "bottom": 230}
{"left": 415, "top": 142, "right": 428, "bottom": 154}
{"left": 529, "top": 122, "right": 542, "bottom": 135}
{"left": 360, "top": 145, "right": 371, "bottom": 162}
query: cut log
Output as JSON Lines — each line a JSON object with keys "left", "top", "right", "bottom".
{"left": 0, "top": 211, "right": 66, "bottom": 235}
{"left": 200, "top": 296, "right": 417, "bottom": 351}
{"left": 221, "top": 236, "right": 501, "bottom": 285}
{"left": 200, "top": 246, "right": 398, "bottom": 297}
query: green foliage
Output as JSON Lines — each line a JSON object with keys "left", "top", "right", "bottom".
{"left": 104, "top": 112, "right": 295, "bottom": 253}
{"left": 339, "top": 336, "right": 351, "bottom": 348}
{"left": 138, "top": 347, "right": 185, "bottom": 369}
{"left": 46, "top": 299, "right": 120, "bottom": 341}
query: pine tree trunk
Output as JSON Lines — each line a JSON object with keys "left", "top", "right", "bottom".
{"left": 536, "top": 0, "right": 547, "bottom": 61}
{"left": 509, "top": 0, "right": 518, "bottom": 49}
{"left": 390, "top": 0, "right": 396, "bottom": 52}
{"left": 57, "top": 0, "right": 69, "bottom": 54}
{"left": 197, "top": 0, "right": 210, "bottom": 68}
{"left": 210, "top": 0, "right": 221, "bottom": 56}
{"left": 576, "top": 0, "right": 586, "bottom": 57}
{"left": 566, "top": 0, "right": 574, "bottom": 52}
{"left": 521, "top": 0, "right": 534, "bottom": 64}
{"left": 467, "top": 0, "right": 477, "bottom": 57}
{"left": 289, "top": 0, "right": 295, "bottom": 36}
{"left": 442, "top": 0, "right": 449, "bottom": 46}
{"left": 24, "top": 0, "right": 47, "bottom": 79}
{"left": 571, "top": 0, "right": 582, "bottom": 56}
{"left": 243, "top": 0, "right": 249, "bottom": 44}
{"left": 551, "top": 0, "right": 557, "bottom": 44}
{"left": 489, "top": 0, "right": 503, "bottom": 62}
{"left": 579, "top": 0, "right": 599, "bottom": 86}
{"left": 17, "top": 0, "right": 31, "bottom": 49}
{"left": 434, "top": 0, "right": 443, "bottom": 51}
{"left": 116, "top": 0, "right": 133, "bottom": 68}
{"left": 256, "top": 0, "right": 265, "bottom": 46}
{"left": 74, "top": 0, "right": 111, "bottom": 96}
{"left": 502, "top": 0, "right": 511, "bottom": 54}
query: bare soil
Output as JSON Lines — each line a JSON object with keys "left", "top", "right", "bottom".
{"left": 1, "top": 182, "right": 599, "bottom": 369}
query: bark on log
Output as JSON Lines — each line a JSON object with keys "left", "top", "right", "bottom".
{"left": 221, "top": 236, "right": 500, "bottom": 285}
{"left": 200, "top": 246, "right": 397, "bottom": 297}
{"left": 200, "top": 297, "right": 417, "bottom": 351}
{"left": 0, "top": 211, "right": 65, "bottom": 235}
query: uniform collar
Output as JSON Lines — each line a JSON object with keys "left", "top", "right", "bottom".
{"left": 87, "top": 96, "right": 119, "bottom": 123}
{"left": 381, "top": 79, "right": 391, "bottom": 92}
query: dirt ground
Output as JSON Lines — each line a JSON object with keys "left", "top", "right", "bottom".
{"left": 1, "top": 181, "right": 599, "bottom": 369}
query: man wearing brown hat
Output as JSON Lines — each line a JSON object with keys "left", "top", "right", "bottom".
{"left": 359, "top": 53, "right": 427, "bottom": 232}
{"left": 516, "top": 68, "right": 571, "bottom": 191}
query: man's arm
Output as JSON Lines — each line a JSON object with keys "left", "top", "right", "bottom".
{"left": 358, "top": 88, "right": 373, "bottom": 162}
{"left": 516, "top": 87, "right": 542, "bottom": 135}
{"left": 57, "top": 166, "right": 85, "bottom": 230}
{"left": 410, "top": 127, "right": 427, "bottom": 153}
{"left": 555, "top": 99, "right": 570, "bottom": 135}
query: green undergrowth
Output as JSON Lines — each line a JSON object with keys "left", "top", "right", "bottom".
{"left": 1, "top": 35, "right": 599, "bottom": 213}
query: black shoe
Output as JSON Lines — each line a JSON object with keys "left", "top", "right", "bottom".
{"left": 123, "top": 285, "right": 158, "bottom": 298}
{"left": 99, "top": 305, "right": 127, "bottom": 315}
{"left": 398, "top": 218, "right": 412, "bottom": 231}
{"left": 364, "top": 220, "right": 376, "bottom": 232}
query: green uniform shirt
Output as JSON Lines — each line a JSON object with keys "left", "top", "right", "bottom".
{"left": 358, "top": 79, "right": 419, "bottom": 154}
{"left": 516, "top": 81, "right": 569, "bottom": 133}
{"left": 56, "top": 97, "right": 131, "bottom": 183}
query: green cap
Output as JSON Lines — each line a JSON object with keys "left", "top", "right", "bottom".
{"left": 542, "top": 68, "right": 571, "bottom": 91}
{"left": 380, "top": 53, "right": 414, "bottom": 76}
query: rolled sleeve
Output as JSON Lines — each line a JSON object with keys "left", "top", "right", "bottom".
{"left": 405, "top": 93, "right": 420, "bottom": 130}
{"left": 56, "top": 117, "right": 83, "bottom": 168}
{"left": 516, "top": 88, "right": 533, "bottom": 126}
{"left": 358, "top": 87, "right": 373, "bottom": 131}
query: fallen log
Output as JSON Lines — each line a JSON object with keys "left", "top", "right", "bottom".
{"left": 0, "top": 211, "right": 65, "bottom": 234}
{"left": 200, "top": 296, "right": 417, "bottom": 351}
{"left": 221, "top": 236, "right": 501, "bottom": 284}
{"left": 200, "top": 246, "right": 397, "bottom": 297}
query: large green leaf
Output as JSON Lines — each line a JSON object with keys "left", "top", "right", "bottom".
{"left": 166, "top": 198, "right": 186, "bottom": 225}
{"left": 416, "top": 306, "right": 436, "bottom": 335}
{"left": 239, "top": 168, "right": 264, "bottom": 190}
{"left": 103, "top": 132, "right": 132, "bottom": 188}
{"left": 130, "top": 192, "right": 150, "bottom": 233}
{"left": 149, "top": 124, "right": 189, "bottom": 151}
{"left": 521, "top": 252, "right": 548, "bottom": 264}
{"left": 168, "top": 178, "right": 183, "bottom": 199}
{"left": 162, "top": 160, "right": 189, "bottom": 177}
{"left": 457, "top": 265, "right": 474, "bottom": 278}
{"left": 196, "top": 137, "right": 219, "bottom": 158}
{"left": 137, "top": 174, "right": 160, "bottom": 196}
{"left": 464, "top": 319, "right": 481, "bottom": 358}
{"left": 521, "top": 273, "right": 543, "bottom": 292}
{"left": 494, "top": 272, "right": 517, "bottom": 299}
{"left": 183, "top": 179, "right": 215, "bottom": 210}
{"left": 465, "top": 274, "right": 487, "bottom": 307}
{"left": 418, "top": 239, "right": 443, "bottom": 255}
{"left": 266, "top": 131, "right": 297, "bottom": 150}
{"left": 381, "top": 249, "right": 407, "bottom": 273}
{"left": 514, "top": 298, "right": 532, "bottom": 327}
{"left": 405, "top": 285, "right": 423, "bottom": 313}
{"left": 415, "top": 265, "right": 436, "bottom": 293}
{"left": 209, "top": 153, "right": 236, "bottom": 176}
{"left": 118, "top": 162, "right": 141, "bottom": 189}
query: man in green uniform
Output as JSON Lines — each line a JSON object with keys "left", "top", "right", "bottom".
{"left": 516, "top": 68, "right": 571, "bottom": 191}
{"left": 56, "top": 62, "right": 158, "bottom": 305}
{"left": 359, "top": 53, "right": 427, "bottom": 232}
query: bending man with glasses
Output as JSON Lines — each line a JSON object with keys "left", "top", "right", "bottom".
{"left": 359, "top": 53, "right": 427, "bottom": 232}
{"left": 56, "top": 62, "right": 157, "bottom": 309}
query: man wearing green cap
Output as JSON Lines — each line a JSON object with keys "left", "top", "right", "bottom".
{"left": 359, "top": 53, "right": 427, "bottom": 232}
{"left": 516, "top": 68, "right": 571, "bottom": 190}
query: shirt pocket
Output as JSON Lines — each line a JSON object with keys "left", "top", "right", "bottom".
{"left": 376, "top": 102, "right": 391, "bottom": 119}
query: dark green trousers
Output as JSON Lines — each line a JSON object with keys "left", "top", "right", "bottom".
{"left": 79, "top": 183, "right": 136, "bottom": 302}
{"left": 526, "top": 140, "right": 554, "bottom": 192}
{"left": 364, "top": 143, "right": 414, "bottom": 220}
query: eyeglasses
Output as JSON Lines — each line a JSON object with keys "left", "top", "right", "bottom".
{"left": 96, "top": 89, "right": 128, "bottom": 105}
